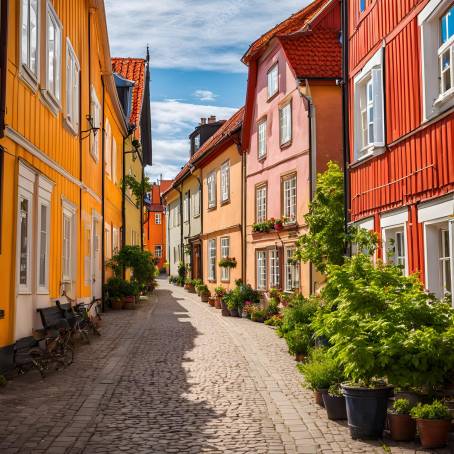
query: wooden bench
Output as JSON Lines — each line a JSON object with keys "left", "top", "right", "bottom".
{"left": 36, "top": 303, "right": 70, "bottom": 331}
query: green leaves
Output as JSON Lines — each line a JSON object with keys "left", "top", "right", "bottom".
{"left": 410, "top": 401, "right": 451, "bottom": 420}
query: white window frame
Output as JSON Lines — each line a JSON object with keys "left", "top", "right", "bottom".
{"left": 269, "top": 249, "right": 280, "bottom": 289}
{"left": 112, "top": 137, "right": 117, "bottom": 183}
{"left": 220, "top": 236, "right": 230, "bottom": 282}
{"left": 381, "top": 208, "right": 409, "bottom": 275}
{"left": 20, "top": 0, "right": 40, "bottom": 88}
{"left": 353, "top": 48, "right": 385, "bottom": 160}
{"left": 256, "top": 250, "right": 267, "bottom": 290}
{"left": 105, "top": 118, "right": 112, "bottom": 177}
{"left": 207, "top": 171, "right": 217, "bottom": 209}
{"left": 155, "top": 213, "right": 162, "bottom": 225}
{"left": 282, "top": 174, "right": 297, "bottom": 224}
{"left": 42, "top": 1, "right": 62, "bottom": 110}
{"left": 220, "top": 161, "right": 230, "bottom": 203}
{"left": 105, "top": 223, "right": 112, "bottom": 259}
{"left": 208, "top": 239, "right": 216, "bottom": 281}
{"left": 279, "top": 102, "right": 292, "bottom": 146}
{"left": 62, "top": 200, "right": 76, "bottom": 283}
{"left": 112, "top": 226, "right": 120, "bottom": 254}
{"left": 285, "top": 247, "right": 300, "bottom": 292}
{"left": 155, "top": 245, "right": 163, "bottom": 258}
{"left": 267, "top": 63, "right": 279, "bottom": 99}
{"left": 183, "top": 191, "right": 190, "bottom": 223}
{"left": 90, "top": 86, "right": 101, "bottom": 162}
{"left": 65, "top": 39, "right": 80, "bottom": 134}
{"left": 194, "top": 134, "right": 201, "bottom": 152}
{"left": 256, "top": 184, "right": 267, "bottom": 223}
{"left": 257, "top": 119, "right": 267, "bottom": 159}
{"left": 193, "top": 188, "right": 201, "bottom": 218}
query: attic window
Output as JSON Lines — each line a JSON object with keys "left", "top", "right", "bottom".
{"left": 267, "top": 64, "right": 279, "bottom": 99}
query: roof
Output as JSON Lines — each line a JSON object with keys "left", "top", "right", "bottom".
{"left": 279, "top": 29, "right": 341, "bottom": 78}
{"left": 163, "top": 107, "right": 245, "bottom": 197}
{"left": 111, "top": 58, "right": 146, "bottom": 126}
{"left": 242, "top": 0, "right": 332, "bottom": 64}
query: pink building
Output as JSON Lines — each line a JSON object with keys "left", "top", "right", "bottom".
{"left": 242, "top": 0, "right": 343, "bottom": 296}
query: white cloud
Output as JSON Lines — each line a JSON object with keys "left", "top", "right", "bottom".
{"left": 148, "top": 100, "right": 238, "bottom": 181}
{"left": 105, "top": 0, "right": 310, "bottom": 73}
{"left": 193, "top": 89, "right": 218, "bottom": 102}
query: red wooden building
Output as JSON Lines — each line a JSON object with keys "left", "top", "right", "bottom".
{"left": 347, "top": 0, "right": 453, "bottom": 303}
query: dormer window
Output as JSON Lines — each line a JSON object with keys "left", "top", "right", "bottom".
{"left": 267, "top": 64, "right": 278, "bottom": 99}
{"left": 194, "top": 134, "right": 201, "bottom": 152}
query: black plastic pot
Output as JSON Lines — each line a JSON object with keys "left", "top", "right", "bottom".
{"left": 229, "top": 308, "right": 239, "bottom": 317}
{"left": 323, "top": 393, "right": 347, "bottom": 420}
{"left": 342, "top": 384, "right": 393, "bottom": 439}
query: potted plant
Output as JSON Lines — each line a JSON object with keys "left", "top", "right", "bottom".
{"left": 221, "top": 292, "right": 232, "bottom": 316}
{"left": 105, "top": 277, "right": 126, "bottom": 310}
{"left": 274, "top": 218, "right": 284, "bottom": 232}
{"left": 250, "top": 307, "right": 266, "bottom": 322}
{"left": 123, "top": 281, "right": 138, "bottom": 309}
{"left": 284, "top": 324, "right": 311, "bottom": 362}
{"left": 198, "top": 285, "right": 210, "bottom": 303}
{"left": 219, "top": 257, "right": 237, "bottom": 269}
{"left": 214, "top": 286, "right": 226, "bottom": 309}
{"left": 208, "top": 296, "right": 216, "bottom": 307}
{"left": 184, "top": 278, "right": 196, "bottom": 293}
{"left": 387, "top": 398, "right": 416, "bottom": 442}
{"left": 323, "top": 385, "right": 348, "bottom": 420}
{"left": 194, "top": 279, "right": 204, "bottom": 295}
{"left": 242, "top": 301, "right": 252, "bottom": 318}
{"left": 410, "top": 401, "right": 452, "bottom": 449}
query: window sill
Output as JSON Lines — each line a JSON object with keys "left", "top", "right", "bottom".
{"left": 208, "top": 205, "right": 217, "bottom": 212}
{"left": 63, "top": 116, "right": 79, "bottom": 136}
{"left": 350, "top": 145, "right": 385, "bottom": 169}
{"left": 258, "top": 154, "right": 267, "bottom": 162}
{"left": 220, "top": 199, "right": 230, "bottom": 207}
{"left": 280, "top": 140, "right": 292, "bottom": 150}
{"left": 19, "top": 66, "right": 39, "bottom": 93}
{"left": 40, "top": 89, "right": 61, "bottom": 116}
{"left": 267, "top": 91, "right": 279, "bottom": 103}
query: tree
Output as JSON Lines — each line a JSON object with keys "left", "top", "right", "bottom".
{"left": 123, "top": 175, "right": 152, "bottom": 206}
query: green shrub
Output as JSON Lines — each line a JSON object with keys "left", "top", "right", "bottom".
{"left": 410, "top": 401, "right": 451, "bottom": 420}
{"left": 250, "top": 308, "right": 266, "bottom": 322}
{"left": 284, "top": 324, "right": 312, "bottom": 355}
{"left": 214, "top": 286, "right": 226, "bottom": 297}
{"left": 178, "top": 262, "right": 187, "bottom": 279}
{"left": 198, "top": 284, "right": 209, "bottom": 295}
{"left": 277, "top": 294, "right": 319, "bottom": 338}
{"left": 297, "top": 348, "right": 344, "bottom": 390}
{"left": 390, "top": 398, "right": 413, "bottom": 415}
{"left": 264, "top": 315, "right": 283, "bottom": 327}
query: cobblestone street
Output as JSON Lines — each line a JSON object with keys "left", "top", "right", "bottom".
{"left": 0, "top": 278, "right": 452, "bottom": 454}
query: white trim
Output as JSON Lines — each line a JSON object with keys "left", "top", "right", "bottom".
{"left": 6, "top": 126, "right": 102, "bottom": 204}
{"left": 418, "top": 0, "right": 450, "bottom": 25}
{"left": 380, "top": 207, "right": 409, "bottom": 228}
{"left": 382, "top": 224, "right": 409, "bottom": 275}
{"left": 353, "top": 47, "right": 384, "bottom": 85}
{"left": 418, "top": 194, "right": 454, "bottom": 223}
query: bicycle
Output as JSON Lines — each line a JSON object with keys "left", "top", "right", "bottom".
{"left": 73, "top": 298, "right": 102, "bottom": 338}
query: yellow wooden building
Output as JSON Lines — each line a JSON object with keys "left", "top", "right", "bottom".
{"left": 0, "top": 0, "right": 128, "bottom": 370}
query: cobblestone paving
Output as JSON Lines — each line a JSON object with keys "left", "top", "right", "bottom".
{"left": 0, "top": 278, "right": 453, "bottom": 453}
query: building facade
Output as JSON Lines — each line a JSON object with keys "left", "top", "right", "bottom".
{"left": 347, "top": 0, "right": 454, "bottom": 303}
{"left": 0, "top": 0, "right": 128, "bottom": 369}
{"left": 242, "top": 0, "right": 343, "bottom": 296}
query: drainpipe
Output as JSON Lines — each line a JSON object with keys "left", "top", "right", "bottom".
{"left": 341, "top": 0, "right": 351, "bottom": 253}
{"left": 235, "top": 141, "right": 246, "bottom": 283}
{"left": 121, "top": 136, "right": 126, "bottom": 247}
{"left": 101, "top": 77, "right": 106, "bottom": 311}
{"left": 176, "top": 187, "right": 184, "bottom": 266}
{"left": 140, "top": 165, "right": 144, "bottom": 250}
{"left": 190, "top": 166, "right": 202, "bottom": 280}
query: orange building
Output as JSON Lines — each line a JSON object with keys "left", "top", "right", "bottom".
{"left": 145, "top": 180, "right": 172, "bottom": 270}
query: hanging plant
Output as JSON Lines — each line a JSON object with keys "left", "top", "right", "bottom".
{"left": 219, "top": 257, "right": 237, "bottom": 268}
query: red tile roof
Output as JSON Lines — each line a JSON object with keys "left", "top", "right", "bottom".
{"left": 279, "top": 29, "right": 341, "bottom": 79}
{"left": 111, "top": 58, "right": 146, "bottom": 126}
{"left": 242, "top": 0, "right": 332, "bottom": 64}
{"left": 163, "top": 107, "right": 244, "bottom": 196}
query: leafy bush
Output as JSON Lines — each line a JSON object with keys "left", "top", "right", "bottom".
{"left": 178, "top": 262, "right": 187, "bottom": 279}
{"left": 316, "top": 254, "right": 454, "bottom": 389}
{"left": 390, "top": 398, "right": 413, "bottom": 415}
{"left": 277, "top": 294, "right": 319, "bottom": 338}
{"left": 185, "top": 278, "right": 195, "bottom": 286}
{"left": 218, "top": 257, "right": 237, "bottom": 268}
{"left": 225, "top": 282, "right": 260, "bottom": 312}
{"left": 284, "top": 324, "right": 312, "bottom": 355}
{"left": 250, "top": 308, "right": 266, "bottom": 322}
{"left": 198, "top": 284, "right": 209, "bottom": 295}
{"left": 266, "top": 299, "right": 280, "bottom": 317}
{"left": 214, "top": 286, "right": 226, "bottom": 297}
{"left": 265, "top": 315, "right": 283, "bottom": 327}
{"left": 410, "top": 401, "right": 451, "bottom": 420}
{"left": 104, "top": 277, "right": 138, "bottom": 299}
{"left": 297, "top": 348, "right": 344, "bottom": 390}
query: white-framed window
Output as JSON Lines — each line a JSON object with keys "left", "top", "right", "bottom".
{"left": 90, "top": 86, "right": 101, "bottom": 161}
{"left": 257, "top": 119, "right": 267, "bottom": 159}
{"left": 285, "top": 247, "right": 300, "bottom": 292}
{"left": 20, "top": 0, "right": 40, "bottom": 83}
{"left": 279, "top": 102, "right": 292, "bottom": 146}
{"left": 220, "top": 236, "right": 230, "bottom": 282}
{"left": 112, "top": 138, "right": 117, "bottom": 183}
{"left": 207, "top": 171, "right": 217, "bottom": 209}
{"left": 65, "top": 39, "right": 80, "bottom": 133}
{"left": 184, "top": 191, "right": 190, "bottom": 223}
{"left": 353, "top": 48, "right": 384, "bottom": 160}
{"left": 220, "top": 161, "right": 230, "bottom": 203}
{"left": 174, "top": 203, "right": 180, "bottom": 227}
{"left": 419, "top": 195, "right": 454, "bottom": 304}
{"left": 112, "top": 226, "right": 120, "bottom": 254}
{"left": 282, "top": 174, "right": 297, "bottom": 223}
{"left": 193, "top": 188, "right": 201, "bottom": 218}
{"left": 18, "top": 193, "right": 33, "bottom": 293}
{"left": 256, "top": 184, "right": 267, "bottom": 223}
{"left": 383, "top": 226, "right": 407, "bottom": 272}
{"left": 194, "top": 134, "right": 201, "bottom": 152}
{"left": 155, "top": 213, "right": 162, "bottom": 224}
{"left": 105, "top": 223, "right": 112, "bottom": 259}
{"left": 267, "top": 63, "right": 279, "bottom": 98}
{"left": 105, "top": 118, "right": 112, "bottom": 177}
{"left": 62, "top": 201, "right": 76, "bottom": 283}
{"left": 155, "top": 245, "right": 162, "bottom": 258}
{"left": 256, "top": 250, "right": 267, "bottom": 290}
{"left": 269, "top": 249, "right": 280, "bottom": 289}
{"left": 43, "top": 1, "right": 62, "bottom": 106}
{"left": 208, "top": 239, "right": 216, "bottom": 281}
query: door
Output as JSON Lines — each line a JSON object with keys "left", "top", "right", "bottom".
{"left": 91, "top": 213, "right": 102, "bottom": 299}
{"left": 192, "top": 243, "right": 202, "bottom": 280}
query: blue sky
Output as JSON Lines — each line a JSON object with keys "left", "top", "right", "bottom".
{"left": 105, "top": 0, "right": 309, "bottom": 181}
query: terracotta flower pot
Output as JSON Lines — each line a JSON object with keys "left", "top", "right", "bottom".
{"left": 315, "top": 389, "right": 327, "bottom": 407}
{"left": 214, "top": 298, "right": 222, "bottom": 309}
{"left": 208, "top": 297, "right": 216, "bottom": 307}
{"left": 295, "top": 353, "right": 305, "bottom": 362}
{"left": 111, "top": 299, "right": 124, "bottom": 310}
{"left": 416, "top": 419, "right": 451, "bottom": 449}
{"left": 200, "top": 293, "right": 210, "bottom": 303}
{"left": 388, "top": 413, "right": 416, "bottom": 442}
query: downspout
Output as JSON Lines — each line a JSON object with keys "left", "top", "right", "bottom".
{"left": 101, "top": 77, "right": 106, "bottom": 311}
{"left": 190, "top": 166, "right": 202, "bottom": 279}
{"left": 235, "top": 141, "right": 246, "bottom": 283}
{"left": 121, "top": 136, "right": 126, "bottom": 249}
{"left": 140, "top": 165, "right": 144, "bottom": 250}
{"left": 341, "top": 0, "right": 351, "bottom": 252}
{"left": 176, "top": 187, "right": 184, "bottom": 266}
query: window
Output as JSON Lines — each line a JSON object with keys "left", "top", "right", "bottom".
{"left": 155, "top": 213, "right": 162, "bottom": 224}
{"left": 62, "top": 205, "right": 75, "bottom": 283}
{"left": 112, "top": 227, "right": 120, "bottom": 254}
{"left": 155, "top": 245, "right": 162, "bottom": 258}
{"left": 90, "top": 86, "right": 101, "bottom": 161}
{"left": 105, "top": 224, "right": 112, "bottom": 259}
{"left": 20, "top": 0, "right": 39, "bottom": 81}
{"left": 441, "top": 229, "right": 452, "bottom": 296}
{"left": 105, "top": 119, "right": 112, "bottom": 177}
{"left": 193, "top": 189, "right": 201, "bottom": 217}
{"left": 282, "top": 174, "right": 297, "bottom": 223}
{"left": 221, "top": 237, "right": 230, "bottom": 282}
{"left": 173, "top": 246, "right": 177, "bottom": 264}
{"left": 220, "top": 161, "right": 230, "bottom": 203}
{"left": 194, "top": 134, "right": 200, "bottom": 152}
{"left": 279, "top": 102, "right": 292, "bottom": 146}
{"left": 360, "top": 0, "right": 366, "bottom": 12}
{"left": 208, "top": 239, "right": 216, "bottom": 281}
{"left": 207, "top": 171, "right": 217, "bottom": 209}
{"left": 354, "top": 49, "right": 384, "bottom": 160}
{"left": 44, "top": 2, "right": 61, "bottom": 104}
{"left": 37, "top": 203, "right": 50, "bottom": 291}
{"left": 267, "top": 64, "right": 278, "bottom": 98}
{"left": 18, "top": 196, "right": 32, "bottom": 292}
{"left": 66, "top": 40, "right": 80, "bottom": 132}
{"left": 256, "top": 184, "right": 267, "bottom": 223}
{"left": 112, "top": 138, "right": 117, "bottom": 183}
{"left": 257, "top": 119, "right": 267, "bottom": 159}
{"left": 440, "top": 6, "right": 454, "bottom": 96}
{"left": 256, "top": 250, "right": 267, "bottom": 290}
{"left": 269, "top": 249, "right": 280, "bottom": 289}
{"left": 184, "top": 191, "right": 190, "bottom": 223}
{"left": 383, "top": 226, "right": 407, "bottom": 272}
{"left": 285, "top": 248, "right": 300, "bottom": 292}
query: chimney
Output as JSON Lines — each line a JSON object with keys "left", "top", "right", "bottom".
{"left": 200, "top": 118, "right": 207, "bottom": 125}
{"left": 208, "top": 115, "right": 216, "bottom": 124}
